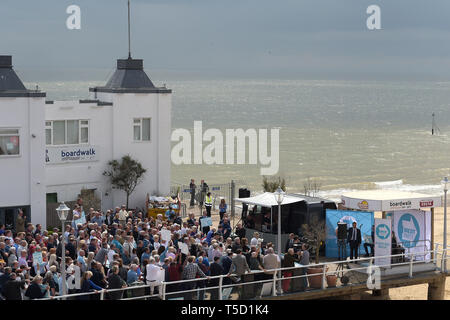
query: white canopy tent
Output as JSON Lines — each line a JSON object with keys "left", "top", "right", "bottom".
{"left": 341, "top": 189, "right": 442, "bottom": 259}
{"left": 341, "top": 190, "right": 441, "bottom": 211}
{"left": 235, "top": 192, "right": 304, "bottom": 207}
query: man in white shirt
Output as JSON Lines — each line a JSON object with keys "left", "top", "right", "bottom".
{"left": 118, "top": 205, "right": 128, "bottom": 227}
{"left": 146, "top": 257, "right": 163, "bottom": 295}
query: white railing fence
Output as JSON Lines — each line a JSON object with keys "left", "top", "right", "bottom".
{"left": 38, "top": 246, "right": 450, "bottom": 301}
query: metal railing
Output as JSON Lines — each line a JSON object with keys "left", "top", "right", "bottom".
{"left": 38, "top": 247, "right": 450, "bottom": 301}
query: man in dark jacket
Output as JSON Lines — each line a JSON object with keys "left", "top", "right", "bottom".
{"left": 25, "top": 276, "right": 48, "bottom": 300}
{"left": 107, "top": 266, "right": 126, "bottom": 300}
{"left": 208, "top": 256, "right": 224, "bottom": 300}
{"left": 3, "top": 273, "right": 27, "bottom": 300}
{"left": 347, "top": 222, "right": 362, "bottom": 261}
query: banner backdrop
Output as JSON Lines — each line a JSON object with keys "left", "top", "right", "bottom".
{"left": 325, "top": 209, "right": 374, "bottom": 258}
{"left": 387, "top": 209, "right": 431, "bottom": 261}
{"left": 374, "top": 218, "right": 392, "bottom": 267}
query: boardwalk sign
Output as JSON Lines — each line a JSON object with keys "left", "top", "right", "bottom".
{"left": 374, "top": 218, "right": 392, "bottom": 268}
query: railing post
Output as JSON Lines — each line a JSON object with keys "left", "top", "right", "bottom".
{"left": 322, "top": 264, "right": 326, "bottom": 289}
{"left": 409, "top": 253, "right": 414, "bottom": 278}
{"left": 434, "top": 244, "right": 439, "bottom": 265}
{"left": 218, "top": 275, "right": 223, "bottom": 300}
{"left": 272, "top": 272, "right": 277, "bottom": 296}
{"left": 100, "top": 289, "right": 105, "bottom": 300}
{"left": 162, "top": 282, "right": 166, "bottom": 300}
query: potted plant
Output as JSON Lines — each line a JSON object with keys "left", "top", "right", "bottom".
{"left": 306, "top": 266, "right": 327, "bottom": 289}
{"left": 326, "top": 273, "right": 337, "bottom": 287}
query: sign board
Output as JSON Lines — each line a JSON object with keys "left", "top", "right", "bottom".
{"left": 46, "top": 145, "right": 100, "bottom": 164}
{"left": 389, "top": 209, "right": 431, "bottom": 261}
{"left": 73, "top": 211, "right": 86, "bottom": 226}
{"left": 325, "top": 209, "right": 374, "bottom": 258}
{"left": 183, "top": 189, "right": 191, "bottom": 193}
{"left": 160, "top": 229, "right": 172, "bottom": 243}
{"left": 341, "top": 193, "right": 441, "bottom": 212}
{"left": 212, "top": 186, "right": 220, "bottom": 191}
{"left": 33, "top": 252, "right": 43, "bottom": 266}
{"left": 374, "top": 218, "right": 392, "bottom": 268}
{"left": 178, "top": 242, "right": 189, "bottom": 255}
{"left": 200, "top": 217, "right": 213, "bottom": 229}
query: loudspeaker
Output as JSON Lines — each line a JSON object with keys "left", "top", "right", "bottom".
{"left": 337, "top": 223, "right": 347, "bottom": 241}
{"left": 239, "top": 188, "right": 250, "bottom": 219}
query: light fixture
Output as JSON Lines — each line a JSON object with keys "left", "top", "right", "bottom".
{"left": 274, "top": 186, "right": 285, "bottom": 205}
{"left": 56, "top": 202, "right": 70, "bottom": 222}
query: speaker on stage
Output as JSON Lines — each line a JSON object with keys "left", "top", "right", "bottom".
{"left": 337, "top": 223, "right": 348, "bottom": 241}
{"left": 239, "top": 188, "right": 250, "bottom": 219}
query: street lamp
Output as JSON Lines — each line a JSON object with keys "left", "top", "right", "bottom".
{"left": 441, "top": 177, "right": 448, "bottom": 273}
{"left": 56, "top": 202, "right": 70, "bottom": 297}
{"left": 274, "top": 186, "right": 285, "bottom": 294}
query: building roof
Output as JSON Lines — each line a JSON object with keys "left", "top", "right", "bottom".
{"left": 0, "top": 55, "right": 46, "bottom": 98}
{"left": 235, "top": 192, "right": 304, "bottom": 208}
{"left": 90, "top": 57, "right": 171, "bottom": 94}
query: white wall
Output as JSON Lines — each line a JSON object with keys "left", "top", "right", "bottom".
{"left": 45, "top": 101, "right": 114, "bottom": 211}
{"left": 46, "top": 91, "right": 172, "bottom": 212}
{"left": 96, "top": 91, "right": 172, "bottom": 209}
{"left": 0, "top": 96, "right": 46, "bottom": 227}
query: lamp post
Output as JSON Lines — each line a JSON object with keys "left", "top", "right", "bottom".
{"left": 441, "top": 177, "right": 448, "bottom": 273}
{"left": 56, "top": 202, "right": 70, "bottom": 297}
{"left": 274, "top": 186, "right": 285, "bottom": 294}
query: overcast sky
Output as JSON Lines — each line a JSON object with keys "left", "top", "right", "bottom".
{"left": 2, "top": 0, "right": 450, "bottom": 81}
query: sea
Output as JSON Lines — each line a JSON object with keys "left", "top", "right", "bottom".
{"left": 30, "top": 79, "right": 450, "bottom": 202}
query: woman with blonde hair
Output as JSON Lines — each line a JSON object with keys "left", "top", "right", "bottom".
{"left": 47, "top": 253, "right": 58, "bottom": 271}
{"left": 80, "top": 270, "right": 103, "bottom": 300}
{"left": 86, "top": 251, "right": 95, "bottom": 271}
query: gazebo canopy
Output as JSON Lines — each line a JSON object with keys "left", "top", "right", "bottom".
{"left": 341, "top": 190, "right": 441, "bottom": 212}
{"left": 235, "top": 192, "right": 303, "bottom": 208}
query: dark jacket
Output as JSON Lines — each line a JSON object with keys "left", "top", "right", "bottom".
{"left": 282, "top": 253, "right": 296, "bottom": 268}
{"left": 107, "top": 273, "right": 125, "bottom": 300}
{"left": 347, "top": 227, "right": 362, "bottom": 244}
{"left": 3, "top": 279, "right": 26, "bottom": 300}
{"left": 25, "top": 282, "right": 45, "bottom": 300}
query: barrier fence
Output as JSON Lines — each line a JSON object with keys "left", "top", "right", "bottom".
{"left": 39, "top": 246, "right": 449, "bottom": 301}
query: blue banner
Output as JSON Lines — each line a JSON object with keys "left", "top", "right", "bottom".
{"left": 325, "top": 209, "right": 374, "bottom": 258}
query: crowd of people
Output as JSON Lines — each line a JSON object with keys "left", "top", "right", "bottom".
{"left": 0, "top": 196, "right": 311, "bottom": 301}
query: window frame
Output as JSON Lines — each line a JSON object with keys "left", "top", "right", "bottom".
{"left": 45, "top": 120, "right": 90, "bottom": 146}
{"left": 133, "top": 117, "right": 151, "bottom": 142}
{"left": 0, "top": 127, "right": 21, "bottom": 157}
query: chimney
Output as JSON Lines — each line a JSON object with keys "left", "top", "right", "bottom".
{"left": 0, "top": 55, "right": 13, "bottom": 68}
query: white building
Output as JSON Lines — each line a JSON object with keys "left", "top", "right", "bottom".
{"left": 0, "top": 55, "right": 172, "bottom": 229}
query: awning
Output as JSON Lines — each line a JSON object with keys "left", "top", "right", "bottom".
{"left": 235, "top": 192, "right": 304, "bottom": 208}
{"left": 341, "top": 190, "right": 441, "bottom": 211}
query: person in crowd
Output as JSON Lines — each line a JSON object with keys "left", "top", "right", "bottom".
{"left": 189, "top": 179, "right": 196, "bottom": 207}
{"left": 208, "top": 256, "right": 223, "bottom": 300}
{"left": 181, "top": 255, "right": 208, "bottom": 300}
{"left": 107, "top": 265, "right": 126, "bottom": 300}
{"left": 347, "top": 221, "right": 362, "bottom": 261}
{"left": 16, "top": 210, "right": 26, "bottom": 234}
{"left": 364, "top": 225, "right": 375, "bottom": 257}
{"left": 219, "top": 199, "right": 227, "bottom": 221}
{"left": 25, "top": 275, "right": 48, "bottom": 299}
{"left": 235, "top": 223, "right": 246, "bottom": 240}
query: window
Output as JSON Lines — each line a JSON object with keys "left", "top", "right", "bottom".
{"left": 45, "top": 120, "right": 89, "bottom": 145}
{"left": 133, "top": 118, "right": 151, "bottom": 141}
{"left": 0, "top": 128, "right": 20, "bottom": 156}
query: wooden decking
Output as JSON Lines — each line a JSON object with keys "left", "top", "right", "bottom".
{"left": 262, "top": 270, "right": 447, "bottom": 300}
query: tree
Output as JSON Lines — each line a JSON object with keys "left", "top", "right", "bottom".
{"left": 262, "top": 176, "right": 286, "bottom": 193}
{"left": 303, "top": 176, "right": 321, "bottom": 197}
{"left": 103, "top": 155, "right": 147, "bottom": 209}
{"left": 301, "top": 216, "right": 326, "bottom": 264}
